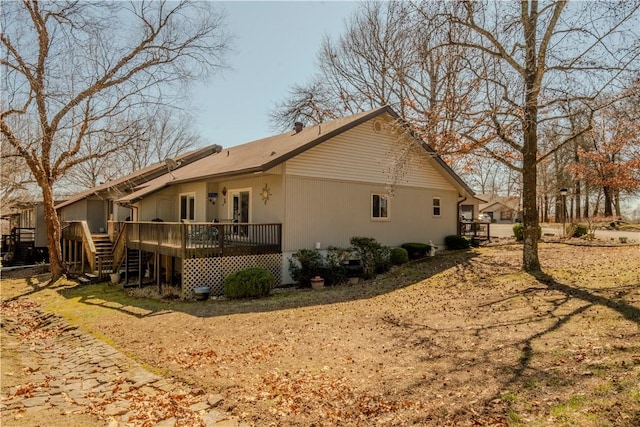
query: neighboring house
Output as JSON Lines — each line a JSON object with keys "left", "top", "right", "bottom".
{"left": 478, "top": 194, "right": 522, "bottom": 223}
{"left": 56, "top": 145, "right": 221, "bottom": 234}
{"left": 1, "top": 199, "right": 64, "bottom": 265}
{"left": 110, "top": 106, "right": 476, "bottom": 296}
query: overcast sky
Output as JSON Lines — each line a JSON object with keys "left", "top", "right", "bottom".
{"left": 191, "top": 1, "right": 361, "bottom": 148}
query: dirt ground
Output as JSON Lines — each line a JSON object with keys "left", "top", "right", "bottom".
{"left": 2, "top": 243, "right": 639, "bottom": 426}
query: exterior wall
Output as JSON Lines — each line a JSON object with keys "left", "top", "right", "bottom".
{"left": 35, "top": 204, "right": 47, "bottom": 248}
{"left": 114, "top": 203, "right": 132, "bottom": 221}
{"left": 205, "top": 171, "right": 285, "bottom": 224}
{"left": 136, "top": 187, "right": 179, "bottom": 221}
{"left": 279, "top": 119, "right": 461, "bottom": 284}
{"left": 87, "top": 200, "right": 105, "bottom": 232}
{"left": 283, "top": 119, "right": 459, "bottom": 251}
{"left": 286, "top": 118, "right": 453, "bottom": 190}
{"left": 134, "top": 173, "right": 287, "bottom": 224}
{"left": 282, "top": 176, "right": 457, "bottom": 251}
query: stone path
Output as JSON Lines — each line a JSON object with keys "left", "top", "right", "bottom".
{"left": 1, "top": 299, "right": 241, "bottom": 426}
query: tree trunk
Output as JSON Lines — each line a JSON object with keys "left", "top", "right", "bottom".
{"left": 574, "top": 180, "right": 581, "bottom": 220}
{"left": 583, "top": 185, "right": 589, "bottom": 219}
{"left": 603, "top": 186, "right": 614, "bottom": 217}
{"left": 41, "top": 184, "right": 66, "bottom": 280}
{"left": 521, "top": 5, "right": 541, "bottom": 273}
{"left": 522, "top": 152, "right": 540, "bottom": 272}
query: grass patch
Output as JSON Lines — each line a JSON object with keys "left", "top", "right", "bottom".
{"left": 550, "top": 394, "right": 588, "bottom": 419}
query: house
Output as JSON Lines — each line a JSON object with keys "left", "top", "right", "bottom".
{"left": 100, "top": 106, "right": 476, "bottom": 296}
{"left": 56, "top": 144, "right": 221, "bottom": 234}
{"left": 477, "top": 194, "right": 522, "bottom": 223}
{"left": 1, "top": 198, "right": 67, "bottom": 266}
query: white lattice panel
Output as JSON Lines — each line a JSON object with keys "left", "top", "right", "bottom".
{"left": 183, "top": 257, "right": 224, "bottom": 296}
{"left": 182, "top": 254, "right": 282, "bottom": 297}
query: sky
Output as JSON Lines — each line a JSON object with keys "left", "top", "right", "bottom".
{"left": 191, "top": 1, "right": 361, "bottom": 148}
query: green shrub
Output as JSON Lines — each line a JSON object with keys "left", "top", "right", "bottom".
{"left": 224, "top": 268, "right": 274, "bottom": 299}
{"left": 445, "top": 235, "right": 470, "bottom": 250}
{"left": 568, "top": 223, "right": 588, "bottom": 237}
{"left": 350, "top": 236, "right": 391, "bottom": 279}
{"left": 513, "top": 223, "right": 524, "bottom": 241}
{"left": 322, "top": 246, "right": 352, "bottom": 286}
{"left": 513, "top": 223, "right": 542, "bottom": 241}
{"left": 288, "top": 249, "right": 323, "bottom": 287}
{"left": 390, "top": 247, "right": 409, "bottom": 265}
{"left": 400, "top": 242, "right": 430, "bottom": 260}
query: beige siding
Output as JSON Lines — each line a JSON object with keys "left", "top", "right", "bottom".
{"left": 286, "top": 120, "right": 452, "bottom": 190}
{"left": 282, "top": 118, "right": 460, "bottom": 252}
{"left": 283, "top": 175, "right": 457, "bottom": 252}
{"left": 59, "top": 200, "right": 88, "bottom": 223}
{"left": 137, "top": 173, "right": 286, "bottom": 224}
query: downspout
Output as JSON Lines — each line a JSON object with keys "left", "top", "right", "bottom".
{"left": 457, "top": 195, "right": 467, "bottom": 235}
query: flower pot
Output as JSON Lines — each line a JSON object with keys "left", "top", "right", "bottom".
{"left": 194, "top": 286, "right": 211, "bottom": 301}
{"left": 310, "top": 276, "right": 325, "bottom": 290}
{"left": 110, "top": 273, "right": 120, "bottom": 284}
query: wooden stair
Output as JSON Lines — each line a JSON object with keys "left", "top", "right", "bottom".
{"left": 93, "top": 234, "right": 115, "bottom": 275}
{"left": 75, "top": 233, "right": 145, "bottom": 285}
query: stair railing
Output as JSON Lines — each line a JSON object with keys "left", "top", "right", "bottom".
{"left": 62, "top": 221, "right": 96, "bottom": 273}
{"left": 110, "top": 222, "right": 128, "bottom": 274}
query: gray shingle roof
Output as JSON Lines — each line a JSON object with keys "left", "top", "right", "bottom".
{"left": 118, "top": 106, "right": 475, "bottom": 204}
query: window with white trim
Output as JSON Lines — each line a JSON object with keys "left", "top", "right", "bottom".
{"left": 432, "top": 197, "right": 441, "bottom": 217}
{"left": 372, "top": 193, "right": 389, "bottom": 220}
{"left": 180, "top": 193, "right": 195, "bottom": 221}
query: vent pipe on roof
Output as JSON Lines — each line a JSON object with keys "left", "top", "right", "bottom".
{"left": 294, "top": 122, "right": 304, "bottom": 133}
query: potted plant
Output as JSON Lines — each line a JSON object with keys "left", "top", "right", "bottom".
{"left": 310, "top": 276, "right": 325, "bottom": 290}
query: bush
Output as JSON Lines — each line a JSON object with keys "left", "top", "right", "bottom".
{"left": 400, "top": 242, "right": 430, "bottom": 260}
{"left": 350, "top": 236, "right": 391, "bottom": 279}
{"left": 224, "top": 268, "right": 274, "bottom": 299}
{"left": 567, "top": 223, "right": 588, "bottom": 237}
{"left": 513, "top": 223, "right": 524, "bottom": 241}
{"left": 321, "top": 246, "right": 352, "bottom": 286}
{"left": 390, "top": 247, "right": 409, "bottom": 265}
{"left": 513, "top": 223, "right": 542, "bottom": 241}
{"left": 288, "top": 249, "right": 323, "bottom": 287}
{"left": 445, "top": 235, "right": 470, "bottom": 250}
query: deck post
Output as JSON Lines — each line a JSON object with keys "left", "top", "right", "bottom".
{"left": 138, "top": 249, "right": 142, "bottom": 288}
{"left": 156, "top": 251, "right": 161, "bottom": 293}
{"left": 125, "top": 246, "right": 129, "bottom": 284}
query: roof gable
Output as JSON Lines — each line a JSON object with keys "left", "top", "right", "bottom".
{"left": 118, "top": 106, "right": 475, "bottom": 204}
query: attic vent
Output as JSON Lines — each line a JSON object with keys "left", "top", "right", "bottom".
{"left": 293, "top": 122, "right": 304, "bottom": 134}
{"left": 373, "top": 120, "right": 382, "bottom": 133}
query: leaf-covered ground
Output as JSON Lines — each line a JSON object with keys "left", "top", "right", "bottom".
{"left": 2, "top": 243, "right": 639, "bottom": 426}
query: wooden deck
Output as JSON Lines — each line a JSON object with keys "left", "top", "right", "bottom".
{"left": 125, "top": 222, "right": 282, "bottom": 258}
{"left": 459, "top": 221, "right": 491, "bottom": 243}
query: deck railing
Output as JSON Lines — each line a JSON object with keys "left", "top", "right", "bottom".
{"left": 61, "top": 221, "right": 97, "bottom": 272}
{"left": 459, "top": 221, "right": 491, "bottom": 242}
{"left": 124, "top": 221, "right": 282, "bottom": 258}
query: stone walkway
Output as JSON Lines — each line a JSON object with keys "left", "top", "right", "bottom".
{"left": 1, "top": 299, "right": 241, "bottom": 426}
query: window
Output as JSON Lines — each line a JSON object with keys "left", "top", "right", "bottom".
{"left": 432, "top": 197, "right": 441, "bottom": 217}
{"left": 180, "top": 193, "right": 195, "bottom": 221}
{"left": 372, "top": 194, "right": 389, "bottom": 220}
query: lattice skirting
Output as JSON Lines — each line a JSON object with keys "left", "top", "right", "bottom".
{"left": 182, "top": 254, "right": 282, "bottom": 297}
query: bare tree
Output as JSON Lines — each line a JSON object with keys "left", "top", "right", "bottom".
{"left": 62, "top": 107, "right": 205, "bottom": 190}
{"left": 1, "top": 0, "right": 230, "bottom": 280}
{"left": 436, "top": 0, "right": 640, "bottom": 271}
{"left": 270, "top": 1, "right": 479, "bottom": 156}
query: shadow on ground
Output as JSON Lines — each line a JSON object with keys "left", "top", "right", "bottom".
{"left": 55, "top": 251, "right": 479, "bottom": 319}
